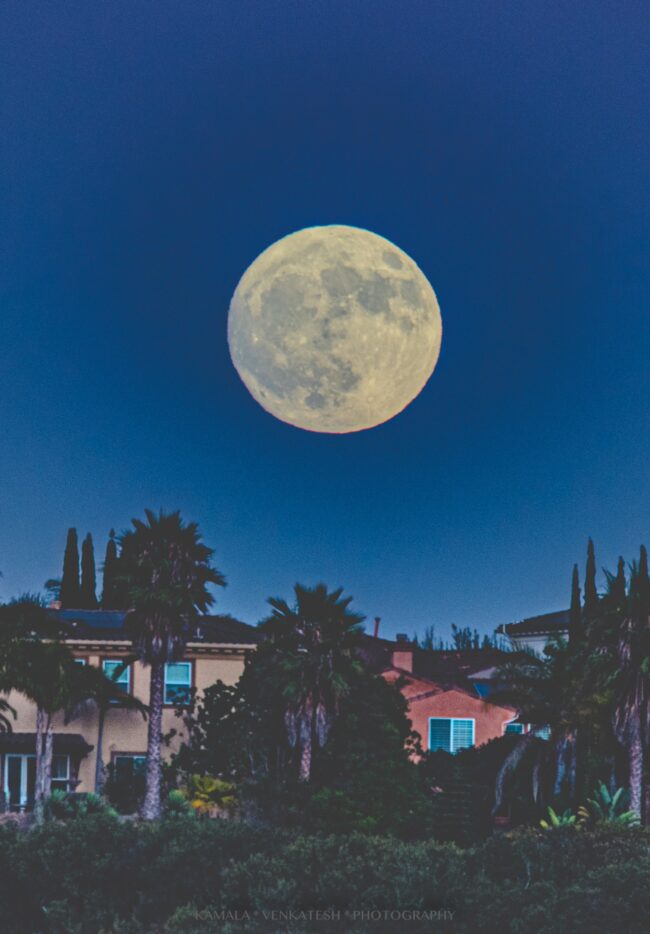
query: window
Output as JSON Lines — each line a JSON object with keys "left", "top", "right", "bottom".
{"left": 428, "top": 718, "right": 475, "bottom": 753}
{"left": 504, "top": 722, "right": 524, "bottom": 734}
{"left": 51, "top": 754, "right": 70, "bottom": 792}
{"left": 473, "top": 682, "right": 491, "bottom": 699}
{"left": 533, "top": 725, "right": 551, "bottom": 740}
{"left": 74, "top": 658, "right": 87, "bottom": 665}
{"left": 103, "top": 659, "right": 131, "bottom": 694}
{"left": 164, "top": 662, "right": 192, "bottom": 705}
{"left": 113, "top": 754, "right": 146, "bottom": 781}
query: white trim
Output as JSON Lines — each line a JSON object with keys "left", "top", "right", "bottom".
{"left": 428, "top": 717, "right": 476, "bottom": 753}
{"left": 3, "top": 753, "right": 35, "bottom": 810}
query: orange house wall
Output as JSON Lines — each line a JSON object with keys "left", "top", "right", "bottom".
{"left": 405, "top": 689, "right": 516, "bottom": 751}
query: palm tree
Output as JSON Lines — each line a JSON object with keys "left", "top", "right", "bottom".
{"left": 259, "top": 583, "right": 365, "bottom": 781}
{"left": 0, "top": 599, "right": 73, "bottom": 820}
{"left": 491, "top": 637, "right": 581, "bottom": 815}
{"left": 0, "top": 698, "right": 16, "bottom": 733}
{"left": 608, "top": 549, "right": 650, "bottom": 819}
{"left": 63, "top": 657, "right": 147, "bottom": 794}
{"left": 118, "top": 510, "right": 225, "bottom": 819}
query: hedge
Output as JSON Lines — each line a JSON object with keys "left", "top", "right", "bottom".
{"left": 1, "top": 816, "right": 649, "bottom": 932}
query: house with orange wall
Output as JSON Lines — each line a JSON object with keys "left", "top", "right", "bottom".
{"left": 359, "top": 634, "right": 519, "bottom": 754}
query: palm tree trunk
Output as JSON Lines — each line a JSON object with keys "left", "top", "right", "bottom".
{"left": 34, "top": 706, "right": 45, "bottom": 819}
{"left": 493, "top": 733, "right": 537, "bottom": 815}
{"left": 298, "top": 732, "right": 312, "bottom": 782}
{"left": 142, "top": 660, "right": 164, "bottom": 819}
{"left": 34, "top": 713, "right": 54, "bottom": 823}
{"left": 43, "top": 720, "right": 53, "bottom": 798}
{"left": 628, "top": 728, "right": 643, "bottom": 819}
{"left": 94, "top": 706, "right": 106, "bottom": 794}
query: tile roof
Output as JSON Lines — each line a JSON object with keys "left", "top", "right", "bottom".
{"left": 45, "top": 609, "right": 260, "bottom": 645}
{"left": 496, "top": 609, "right": 570, "bottom": 637}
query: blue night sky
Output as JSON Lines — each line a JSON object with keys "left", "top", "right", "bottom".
{"left": 1, "top": 2, "right": 648, "bottom": 639}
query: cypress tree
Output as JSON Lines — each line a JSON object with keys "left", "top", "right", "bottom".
{"left": 80, "top": 533, "right": 98, "bottom": 608}
{"left": 60, "top": 528, "right": 81, "bottom": 608}
{"left": 568, "top": 564, "right": 581, "bottom": 644}
{"left": 584, "top": 538, "right": 598, "bottom": 619}
{"left": 610, "top": 556, "right": 627, "bottom": 608}
{"left": 101, "top": 530, "right": 119, "bottom": 609}
{"left": 638, "top": 544, "right": 649, "bottom": 614}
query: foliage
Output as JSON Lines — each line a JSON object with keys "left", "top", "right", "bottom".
{"left": 118, "top": 508, "right": 225, "bottom": 819}
{"left": 0, "top": 819, "right": 650, "bottom": 932}
{"left": 80, "top": 532, "right": 98, "bottom": 609}
{"left": 577, "top": 782, "right": 640, "bottom": 827}
{"left": 540, "top": 805, "right": 576, "bottom": 829}
{"left": 42, "top": 790, "right": 117, "bottom": 821}
{"left": 101, "top": 529, "right": 120, "bottom": 608}
{"left": 492, "top": 541, "right": 650, "bottom": 825}
{"left": 60, "top": 527, "right": 80, "bottom": 609}
{"left": 259, "top": 583, "right": 365, "bottom": 781}
{"left": 166, "top": 789, "right": 195, "bottom": 818}
{"left": 183, "top": 775, "right": 237, "bottom": 816}
{"left": 170, "top": 646, "right": 436, "bottom": 838}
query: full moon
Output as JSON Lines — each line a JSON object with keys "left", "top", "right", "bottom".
{"left": 227, "top": 225, "right": 442, "bottom": 433}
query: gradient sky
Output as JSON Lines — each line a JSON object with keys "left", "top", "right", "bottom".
{"left": 1, "top": 2, "right": 648, "bottom": 640}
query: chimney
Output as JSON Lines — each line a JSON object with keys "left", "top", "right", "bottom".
{"left": 373, "top": 617, "right": 381, "bottom": 638}
{"left": 392, "top": 634, "right": 414, "bottom": 673}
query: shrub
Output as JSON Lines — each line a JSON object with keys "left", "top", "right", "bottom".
{"left": 0, "top": 819, "right": 649, "bottom": 932}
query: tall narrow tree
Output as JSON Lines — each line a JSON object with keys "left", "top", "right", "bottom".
{"left": 569, "top": 564, "right": 581, "bottom": 645}
{"left": 101, "top": 530, "right": 119, "bottom": 609}
{"left": 119, "top": 510, "right": 225, "bottom": 819}
{"left": 584, "top": 538, "right": 599, "bottom": 620}
{"left": 80, "top": 533, "right": 98, "bottom": 609}
{"left": 60, "top": 528, "right": 81, "bottom": 608}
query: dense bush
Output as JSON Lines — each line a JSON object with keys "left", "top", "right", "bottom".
{"left": 1, "top": 817, "right": 649, "bottom": 932}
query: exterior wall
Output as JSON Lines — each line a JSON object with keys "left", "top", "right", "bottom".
{"left": 405, "top": 688, "right": 516, "bottom": 752}
{"left": 506, "top": 632, "right": 567, "bottom": 655}
{"left": 1, "top": 645, "right": 249, "bottom": 794}
{"left": 391, "top": 649, "right": 414, "bottom": 672}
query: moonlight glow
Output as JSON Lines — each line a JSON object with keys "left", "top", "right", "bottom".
{"left": 227, "top": 225, "right": 442, "bottom": 433}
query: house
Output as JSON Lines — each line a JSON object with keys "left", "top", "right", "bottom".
{"left": 1, "top": 608, "right": 259, "bottom": 811}
{"left": 359, "top": 634, "right": 519, "bottom": 754}
{"left": 496, "top": 609, "right": 569, "bottom": 655}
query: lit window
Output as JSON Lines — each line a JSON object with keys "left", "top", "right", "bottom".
{"left": 164, "top": 662, "right": 192, "bottom": 705}
{"left": 428, "top": 718, "right": 475, "bottom": 753}
{"left": 505, "top": 722, "right": 524, "bottom": 734}
{"left": 103, "top": 659, "right": 131, "bottom": 694}
{"left": 74, "top": 658, "right": 87, "bottom": 665}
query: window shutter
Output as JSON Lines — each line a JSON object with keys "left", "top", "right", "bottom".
{"left": 451, "top": 719, "right": 474, "bottom": 751}
{"left": 429, "top": 718, "right": 452, "bottom": 752}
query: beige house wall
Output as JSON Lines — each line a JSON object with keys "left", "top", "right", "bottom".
{"left": 2, "top": 642, "right": 250, "bottom": 794}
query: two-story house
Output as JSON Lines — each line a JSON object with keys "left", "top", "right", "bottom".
{"left": 1, "top": 608, "right": 259, "bottom": 811}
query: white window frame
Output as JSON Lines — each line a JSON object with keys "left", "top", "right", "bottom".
{"left": 51, "top": 754, "right": 70, "bottom": 791}
{"left": 164, "top": 661, "right": 192, "bottom": 705}
{"left": 3, "top": 753, "right": 35, "bottom": 810}
{"left": 103, "top": 658, "right": 131, "bottom": 694}
{"left": 113, "top": 753, "right": 147, "bottom": 779}
{"left": 428, "top": 717, "right": 475, "bottom": 753}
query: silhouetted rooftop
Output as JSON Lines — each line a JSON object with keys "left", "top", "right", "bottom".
{"left": 45, "top": 609, "right": 260, "bottom": 645}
